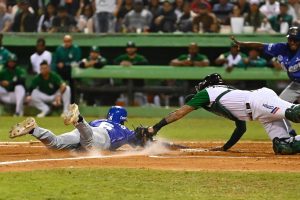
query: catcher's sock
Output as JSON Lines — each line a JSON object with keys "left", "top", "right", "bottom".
{"left": 77, "top": 115, "right": 83, "bottom": 123}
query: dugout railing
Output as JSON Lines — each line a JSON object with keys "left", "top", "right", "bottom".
{"left": 71, "top": 66, "right": 289, "bottom": 105}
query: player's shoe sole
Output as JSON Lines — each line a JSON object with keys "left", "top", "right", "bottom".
{"left": 63, "top": 104, "right": 80, "bottom": 125}
{"left": 9, "top": 117, "right": 37, "bottom": 138}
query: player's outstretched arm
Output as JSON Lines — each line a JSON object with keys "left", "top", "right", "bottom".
{"left": 211, "top": 120, "right": 247, "bottom": 151}
{"left": 148, "top": 105, "right": 195, "bottom": 135}
{"left": 231, "top": 36, "right": 264, "bottom": 50}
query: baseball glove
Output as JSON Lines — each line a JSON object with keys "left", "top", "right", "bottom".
{"left": 134, "top": 125, "right": 153, "bottom": 146}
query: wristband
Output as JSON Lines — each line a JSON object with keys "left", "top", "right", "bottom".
{"left": 153, "top": 118, "right": 168, "bottom": 132}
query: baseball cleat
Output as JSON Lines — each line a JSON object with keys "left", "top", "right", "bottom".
{"left": 62, "top": 104, "right": 80, "bottom": 125}
{"left": 9, "top": 117, "right": 37, "bottom": 138}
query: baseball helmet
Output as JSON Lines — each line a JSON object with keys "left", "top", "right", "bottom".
{"left": 107, "top": 106, "right": 128, "bottom": 124}
{"left": 195, "top": 73, "right": 224, "bottom": 91}
{"left": 286, "top": 26, "right": 300, "bottom": 41}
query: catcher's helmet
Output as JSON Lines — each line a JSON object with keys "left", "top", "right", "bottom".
{"left": 196, "top": 73, "right": 224, "bottom": 91}
{"left": 286, "top": 26, "right": 300, "bottom": 41}
{"left": 107, "top": 106, "right": 127, "bottom": 124}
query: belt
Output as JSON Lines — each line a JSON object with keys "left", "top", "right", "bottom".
{"left": 246, "top": 103, "right": 253, "bottom": 120}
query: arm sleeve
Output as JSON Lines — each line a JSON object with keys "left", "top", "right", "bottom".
{"left": 185, "top": 89, "right": 210, "bottom": 109}
{"left": 29, "top": 77, "right": 38, "bottom": 93}
{"left": 222, "top": 120, "right": 246, "bottom": 151}
{"left": 134, "top": 55, "right": 149, "bottom": 65}
{"left": 113, "top": 55, "right": 123, "bottom": 65}
{"left": 263, "top": 43, "right": 287, "bottom": 57}
{"left": 74, "top": 46, "right": 82, "bottom": 62}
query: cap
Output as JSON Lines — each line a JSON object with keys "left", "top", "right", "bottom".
{"left": 8, "top": 54, "right": 17, "bottom": 62}
{"left": 18, "top": 0, "right": 30, "bottom": 4}
{"left": 279, "top": 0, "right": 288, "bottom": 6}
{"left": 126, "top": 41, "right": 136, "bottom": 48}
{"left": 90, "top": 46, "right": 100, "bottom": 53}
{"left": 134, "top": 0, "right": 143, "bottom": 4}
{"left": 249, "top": 0, "right": 260, "bottom": 5}
{"left": 199, "top": 3, "right": 209, "bottom": 9}
{"left": 230, "top": 42, "right": 239, "bottom": 48}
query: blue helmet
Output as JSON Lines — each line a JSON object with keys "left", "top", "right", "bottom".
{"left": 286, "top": 27, "right": 300, "bottom": 41}
{"left": 107, "top": 106, "right": 128, "bottom": 124}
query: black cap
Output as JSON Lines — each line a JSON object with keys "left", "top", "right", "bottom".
{"left": 279, "top": 0, "right": 288, "bottom": 6}
{"left": 126, "top": 41, "right": 136, "bottom": 48}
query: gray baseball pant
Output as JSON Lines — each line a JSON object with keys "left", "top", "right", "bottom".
{"left": 32, "top": 120, "right": 111, "bottom": 151}
{"left": 0, "top": 85, "right": 25, "bottom": 115}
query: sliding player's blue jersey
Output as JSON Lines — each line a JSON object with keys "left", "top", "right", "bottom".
{"left": 89, "top": 119, "right": 141, "bottom": 150}
{"left": 263, "top": 43, "right": 300, "bottom": 81}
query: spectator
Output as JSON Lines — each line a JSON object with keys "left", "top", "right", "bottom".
{"left": 260, "top": 0, "right": 280, "bottom": 18}
{"left": 236, "top": 0, "right": 250, "bottom": 16}
{"left": 116, "top": 0, "right": 133, "bottom": 32}
{"left": 114, "top": 41, "right": 148, "bottom": 66}
{"left": 50, "top": 6, "right": 76, "bottom": 33}
{"left": 79, "top": 46, "right": 107, "bottom": 69}
{"left": 0, "top": 34, "right": 12, "bottom": 67}
{"left": 193, "top": 3, "right": 219, "bottom": 33}
{"left": 215, "top": 43, "right": 247, "bottom": 71}
{"left": 177, "top": 1, "right": 193, "bottom": 32}
{"left": 237, "top": 48, "right": 267, "bottom": 68}
{"left": 148, "top": 0, "right": 162, "bottom": 17}
{"left": 212, "top": 0, "right": 234, "bottom": 25}
{"left": 30, "top": 38, "right": 52, "bottom": 74}
{"left": 52, "top": 35, "right": 81, "bottom": 83}
{"left": 93, "top": 0, "right": 122, "bottom": 33}
{"left": 288, "top": 0, "right": 300, "bottom": 25}
{"left": 244, "top": 0, "right": 265, "bottom": 32}
{"left": 268, "top": 1, "right": 293, "bottom": 33}
{"left": 27, "top": 60, "right": 71, "bottom": 117}
{"left": 174, "top": 0, "right": 184, "bottom": 20}
{"left": 170, "top": 43, "right": 209, "bottom": 67}
{"left": 12, "top": 0, "right": 36, "bottom": 32}
{"left": 37, "top": 3, "right": 56, "bottom": 32}
{"left": 76, "top": 3, "right": 94, "bottom": 33}
{"left": 123, "top": 0, "right": 152, "bottom": 33}
{"left": 151, "top": 0, "right": 177, "bottom": 32}
{"left": 0, "top": 54, "right": 26, "bottom": 116}
{"left": 0, "top": 2, "right": 12, "bottom": 32}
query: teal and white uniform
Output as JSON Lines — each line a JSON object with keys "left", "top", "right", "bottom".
{"left": 186, "top": 85, "right": 298, "bottom": 142}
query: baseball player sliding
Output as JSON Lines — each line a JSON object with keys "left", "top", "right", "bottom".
{"left": 9, "top": 105, "right": 153, "bottom": 151}
{"left": 146, "top": 73, "right": 300, "bottom": 155}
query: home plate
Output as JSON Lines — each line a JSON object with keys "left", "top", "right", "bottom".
{"left": 180, "top": 148, "right": 209, "bottom": 152}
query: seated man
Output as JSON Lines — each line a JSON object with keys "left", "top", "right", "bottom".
{"left": 170, "top": 43, "right": 209, "bottom": 67}
{"left": 146, "top": 73, "right": 300, "bottom": 155}
{"left": 0, "top": 53, "right": 26, "bottom": 116}
{"left": 237, "top": 48, "right": 267, "bottom": 68}
{"left": 79, "top": 46, "right": 107, "bottom": 69}
{"left": 215, "top": 43, "right": 247, "bottom": 71}
{"left": 9, "top": 105, "right": 153, "bottom": 151}
{"left": 27, "top": 60, "right": 71, "bottom": 117}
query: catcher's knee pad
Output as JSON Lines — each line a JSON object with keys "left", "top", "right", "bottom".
{"left": 272, "top": 137, "right": 300, "bottom": 155}
{"left": 285, "top": 105, "right": 300, "bottom": 123}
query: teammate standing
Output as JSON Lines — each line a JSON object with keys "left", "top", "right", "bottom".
{"left": 146, "top": 73, "right": 300, "bottom": 155}
{"left": 231, "top": 26, "right": 300, "bottom": 136}
{"left": 9, "top": 105, "right": 152, "bottom": 151}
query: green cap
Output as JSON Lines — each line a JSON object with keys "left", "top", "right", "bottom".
{"left": 90, "top": 46, "right": 100, "bottom": 53}
{"left": 8, "top": 53, "right": 17, "bottom": 62}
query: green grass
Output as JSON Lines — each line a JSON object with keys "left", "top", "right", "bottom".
{"left": 0, "top": 168, "right": 299, "bottom": 200}
{"left": 0, "top": 116, "right": 269, "bottom": 141}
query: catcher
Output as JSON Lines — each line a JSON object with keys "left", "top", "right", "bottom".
{"left": 9, "top": 104, "right": 153, "bottom": 151}
{"left": 145, "top": 73, "right": 300, "bottom": 155}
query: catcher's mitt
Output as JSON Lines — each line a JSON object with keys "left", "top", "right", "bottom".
{"left": 134, "top": 126, "right": 153, "bottom": 146}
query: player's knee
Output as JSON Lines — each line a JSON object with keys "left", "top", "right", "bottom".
{"left": 285, "top": 105, "right": 300, "bottom": 123}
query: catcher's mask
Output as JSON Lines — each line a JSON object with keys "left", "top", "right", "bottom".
{"left": 107, "top": 106, "right": 127, "bottom": 125}
{"left": 195, "top": 73, "right": 224, "bottom": 92}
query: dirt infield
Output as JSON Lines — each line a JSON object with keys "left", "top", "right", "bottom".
{"left": 1, "top": 141, "right": 300, "bottom": 172}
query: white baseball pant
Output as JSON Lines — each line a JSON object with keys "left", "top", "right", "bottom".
{"left": 0, "top": 85, "right": 25, "bottom": 115}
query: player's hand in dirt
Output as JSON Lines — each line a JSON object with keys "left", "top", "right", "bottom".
{"left": 209, "top": 146, "right": 226, "bottom": 152}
